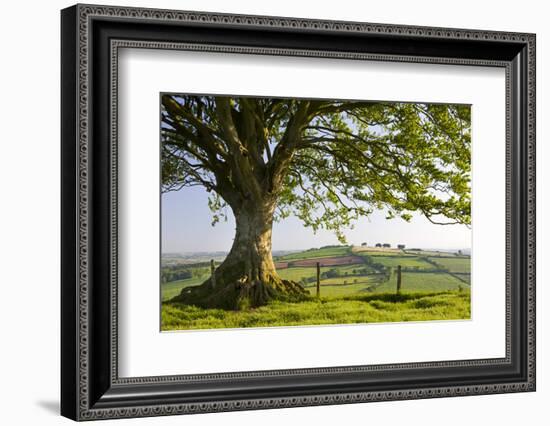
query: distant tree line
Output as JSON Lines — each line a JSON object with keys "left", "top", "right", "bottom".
{"left": 161, "top": 263, "right": 212, "bottom": 283}
{"left": 301, "top": 244, "right": 350, "bottom": 253}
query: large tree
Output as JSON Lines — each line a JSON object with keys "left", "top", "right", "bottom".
{"left": 161, "top": 95, "right": 471, "bottom": 309}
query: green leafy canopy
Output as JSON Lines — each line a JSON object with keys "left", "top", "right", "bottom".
{"left": 161, "top": 96, "right": 471, "bottom": 242}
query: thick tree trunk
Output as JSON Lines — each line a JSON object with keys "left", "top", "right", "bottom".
{"left": 171, "top": 202, "right": 308, "bottom": 310}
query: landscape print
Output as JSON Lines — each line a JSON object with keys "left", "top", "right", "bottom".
{"left": 160, "top": 94, "right": 471, "bottom": 331}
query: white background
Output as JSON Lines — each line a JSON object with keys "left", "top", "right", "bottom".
{"left": 0, "top": 0, "right": 547, "bottom": 425}
{"left": 119, "top": 49, "right": 506, "bottom": 377}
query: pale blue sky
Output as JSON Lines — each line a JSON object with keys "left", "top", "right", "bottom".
{"left": 161, "top": 185, "right": 471, "bottom": 253}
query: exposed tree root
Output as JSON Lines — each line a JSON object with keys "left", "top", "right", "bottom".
{"left": 170, "top": 274, "right": 309, "bottom": 310}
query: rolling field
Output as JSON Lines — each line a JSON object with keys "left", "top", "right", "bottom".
{"left": 352, "top": 246, "right": 409, "bottom": 256}
{"left": 429, "top": 257, "right": 471, "bottom": 273}
{"left": 161, "top": 274, "right": 209, "bottom": 301}
{"left": 275, "top": 255, "right": 363, "bottom": 269}
{"left": 405, "top": 249, "right": 462, "bottom": 257}
{"left": 275, "top": 246, "right": 351, "bottom": 261}
{"left": 375, "top": 272, "right": 465, "bottom": 293}
{"left": 305, "top": 281, "right": 377, "bottom": 297}
{"left": 362, "top": 255, "right": 433, "bottom": 269}
{"left": 161, "top": 245, "right": 471, "bottom": 329}
{"left": 276, "top": 266, "right": 330, "bottom": 281}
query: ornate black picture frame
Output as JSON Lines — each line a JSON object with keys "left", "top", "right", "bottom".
{"left": 61, "top": 4, "right": 536, "bottom": 421}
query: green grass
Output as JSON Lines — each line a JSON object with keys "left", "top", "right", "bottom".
{"left": 161, "top": 274, "right": 208, "bottom": 301}
{"left": 276, "top": 266, "right": 329, "bottom": 281}
{"left": 312, "top": 270, "right": 466, "bottom": 295}
{"left": 161, "top": 290, "right": 470, "bottom": 330}
{"left": 328, "top": 263, "right": 378, "bottom": 274}
{"left": 429, "top": 257, "right": 471, "bottom": 273}
{"left": 277, "top": 263, "right": 373, "bottom": 282}
{"left": 374, "top": 272, "right": 465, "bottom": 293}
{"left": 406, "top": 250, "right": 453, "bottom": 257}
{"left": 363, "top": 255, "right": 433, "bottom": 269}
{"left": 317, "top": 276, "right": 376, "bottom": 286}
{"left": 276, "top": 246, "right": 350, "bottom": 261}
{"left": 306, "top": 282, "right": 379, "bottom": 297}
{"left": 354, "top": 249, "right": 408, "bottom": 257}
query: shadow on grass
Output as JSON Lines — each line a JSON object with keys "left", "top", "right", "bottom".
{"left": 164, "top": 289, "right": 468, "bottom": 311}
{"left": 340, "top": 290, "right": 462, "bottom": 304}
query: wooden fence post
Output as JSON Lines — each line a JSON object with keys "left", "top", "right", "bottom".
{"left": 210, "top": 259, "right": 216, "bottom": 289}
{"left": 316, "top": 262, "right": 321, "bottom": 298}
{"left": 396, "top": 265, "right": 402, "bottom": 294}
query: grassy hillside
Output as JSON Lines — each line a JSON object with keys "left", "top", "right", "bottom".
{"left": 429, "top": 257, "right": 471, "bottom": 273}
{"left": 362, "top": 255, "right": 433, "bottom": 269}
{"left": 276, "top": 245, "right": 350, "bottom": 261}
{"left": 161, "top": 245, "right": 471, "bottom": 329}
{"left": 162, "top": 274, "right": 208, "bottom": 301}
{"left": 375, "top": 272, "right": 465, "bottom": 293}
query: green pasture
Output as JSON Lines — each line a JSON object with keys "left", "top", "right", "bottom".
{"left": 406, "top": 250, "right": 452, "bottom": 257}
{"left": 374, "top": 272, "right": 466, "bottom": 293}
{"left": 364, "top": 255, "right": 433, "bottom": 269}
{"left": 161, "top": 274, "right": 208, "bottom": 301}
{"left": 161, "top": 290, "right": 470, "bottom": 330}
{"left": 276, "top": 246, "right": 350, "bottom": 261}
{"left": 429, "top": 256, "right": 471, "bottom": 273}
{"left": 161, "top": 247, "right": 471, "bottom": 302}
{"left": 315, "top": 275, "right": 378, "bottom": 286}
{"left": 353, "top": 249, "right": 408, "bottom": 257}
{"left": 276, "top": 266, "right": 330, "bottom": 281}
{"left": 160, "top": 246, "right": 471, "bottom": 330}
{"left": 305, "top": 282, "right": 374, "bottom": 297}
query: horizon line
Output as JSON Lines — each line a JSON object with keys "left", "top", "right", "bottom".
{"left": 162, "top": 245, "right": 471, "bottom": 255}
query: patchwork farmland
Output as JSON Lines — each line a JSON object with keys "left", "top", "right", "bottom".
{"left": 161, "top": 245, "right": 470, "bottom": 301}
{"left": 161, "top": 245, "right": 471, "bottom": 329}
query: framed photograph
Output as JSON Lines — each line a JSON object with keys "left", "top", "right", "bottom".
{"left": 61, "top": 4, "right": 536, "bottom": 421}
